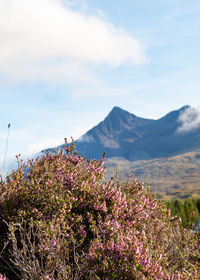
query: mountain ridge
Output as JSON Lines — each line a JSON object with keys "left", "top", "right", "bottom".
{"left": 46, "top": 105, "right": 200, "bottom": 161}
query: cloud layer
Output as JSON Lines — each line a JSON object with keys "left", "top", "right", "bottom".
{"left": 0, "top": 0, "right": 146, "bottom": 84}
{"left": 177, "top": 106, "right": 200, "bottom": 133}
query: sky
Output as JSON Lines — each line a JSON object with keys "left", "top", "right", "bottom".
{"left": 0, "top": 0, "right": 200, "bottom": 173}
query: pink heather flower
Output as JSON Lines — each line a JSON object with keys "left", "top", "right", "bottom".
{"left": 43, "top": 245, "right": 48, "bottom": 250}
{"left": 101, "top": 201, "right": 107, "bottom": 212}
{"left": 135, "top": 246, "right": 140, "bottom": 254}
{"left": 0, "top": 274, "right": 6, "bottom": 280}
{"left": 51, "top": 240, "right": 56, "bottom": 246}
{"left": 80, "top": 226, "right": 87, "bottom": 237}
{"left": 113, "top": 220, "right": 120, "bottom": 229}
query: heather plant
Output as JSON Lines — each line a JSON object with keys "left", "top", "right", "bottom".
{"left": 0, "top": 142, "right": 200, "bottom": 279}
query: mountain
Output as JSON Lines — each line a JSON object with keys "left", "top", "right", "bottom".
{"left": 74, "top": 106, "right": 154, "bottom": 159}
{"left": 125, "top": 105, "right": 195, "bottom": 160}
{"left": 46, "top": 105, "right": 200, "bottom": 161}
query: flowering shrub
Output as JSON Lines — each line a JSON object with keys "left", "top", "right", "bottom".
{"left": 0, "top": 142, "right": 200, "bottom": 279}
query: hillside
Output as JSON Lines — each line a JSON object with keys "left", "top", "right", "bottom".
{"left": 105, "top": 149, "right": 200, "bottom": 200}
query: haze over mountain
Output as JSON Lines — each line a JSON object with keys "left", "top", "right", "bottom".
{"left": 47, "top": 105, "right": 200, "bottom": 161}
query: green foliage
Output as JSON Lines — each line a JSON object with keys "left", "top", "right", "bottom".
{"left": 166, "top": 198, "right": 200, "bottom": 229}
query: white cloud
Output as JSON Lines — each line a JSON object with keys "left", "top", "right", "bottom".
{"left": 0, "top": 0, "right": 146, "bottom": 85}
{"left": 177, "top": 106, "right": 200, "bottom": 133}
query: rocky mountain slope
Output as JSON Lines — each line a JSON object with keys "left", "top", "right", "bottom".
{"left": 48, "top": 105, "right": 200, "bottom": 161}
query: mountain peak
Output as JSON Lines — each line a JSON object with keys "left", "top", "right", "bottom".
{"left": 108, "top": 106, "right": 136, "bottom": 119}
{"left": 109, "top": 106, "right": 128, "bottom": 114}
{"left": 179, "top": 105, "right": 191, "bottom": 111}
{"left": 111, "top": 106, "right": 122, "bottom": 111}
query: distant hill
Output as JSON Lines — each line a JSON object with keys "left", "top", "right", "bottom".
{"left": 105, "top": 149, "right": 200, "bottom": 200}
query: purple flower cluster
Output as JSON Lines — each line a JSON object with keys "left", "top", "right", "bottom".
{"left": 0, "top": 143, "right": 200, "bottom": 279}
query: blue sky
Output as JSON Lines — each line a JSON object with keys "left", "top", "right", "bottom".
{"left": 0, "top": 0, "right": 200, "bottom": 173}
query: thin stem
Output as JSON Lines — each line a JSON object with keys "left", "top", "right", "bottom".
{"left": 1, "top": 123, "right": 10, "bottom": 178}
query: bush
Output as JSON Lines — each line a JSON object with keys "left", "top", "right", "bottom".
{"left": 0, "top": 143, "right": 200, "bottom": 279}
